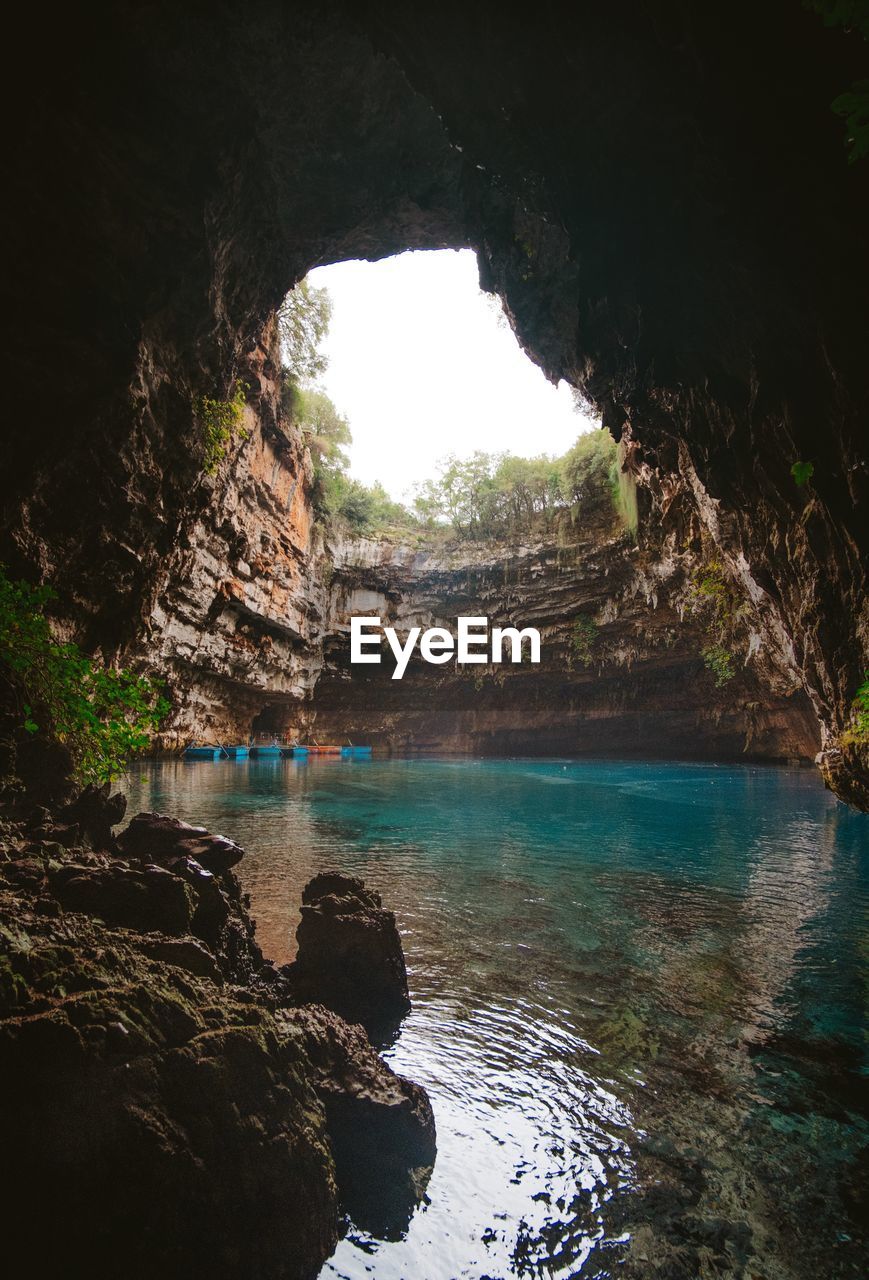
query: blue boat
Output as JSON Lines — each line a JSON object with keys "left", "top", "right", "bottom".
{"left": 279, "top": 745, "right": 309, "bottom": 757}
{"left": 249, "top": 744, "right": 283, "bottom": 758}
{"left": 341, "top": 745, "right": 372, "bottom": 757}
{"left": 183, "top": 746, "right": 221, "bottom": 760}
{"left": 222, "top": 745, "right": 249, "bottom": 758}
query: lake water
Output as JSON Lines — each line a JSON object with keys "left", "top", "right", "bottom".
{"left": 123, "top": 758, "right": 868, "bottom": 1279}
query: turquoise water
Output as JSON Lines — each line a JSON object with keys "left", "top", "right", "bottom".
{"left": 123, "top": 758, "right": 868, "bottom": 1279}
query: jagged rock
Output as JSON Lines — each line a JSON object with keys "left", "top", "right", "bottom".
{"left": 114, "top": 818, "right": 264, "bottom": 983}
{"left": 59, "top": 782, "right": 127, "bottom": 850}
{"left": 0, "top": 914, "right": 339, "bottom": 1279}
{"left": 118, "top": 811, "right": 244, "bottom": 874}
{"left": 283, "top": 1002, "right": 436, "bottom": 1238}
{"left": 49, "top": 862, "right": 196, "bottom": 935}
{"left": 288, "top": 872, "right": 411, "bottom": 1038}
{"left": 139, "top": 935, "right": 223, "bottom": 981}
{"left": 0, "top": 811, "right": 439, "bottom": 1276}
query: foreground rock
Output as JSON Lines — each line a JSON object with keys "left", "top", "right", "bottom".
{"left": 0, "top": 801, "right": 435, "bottom": 1278}
{"left": 286, "top": 872, "right": 412, "bottom": 1041}
{"left": 285, "top": 1004, "right": 436, "bottom": 1237}
{"left": 118, "top": 810, "right": 245, "bottom": 874}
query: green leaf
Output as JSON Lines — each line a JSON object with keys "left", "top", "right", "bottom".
{"left": 791, "top": 461, "right": 815, "bottom": 487}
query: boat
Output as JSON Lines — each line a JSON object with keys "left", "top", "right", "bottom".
{"left": 248, "top": 743, "right": 283, "bottom": 758}
{"left": 340, "top": 745, "right": 372, "bottom": 756}
{"left": 222, "top": 745, "right": 249, "bottom": 758}
{"left": 183, "top": 745, "right": 221, "bottom": 760}
{"left": 279, "top": 745, "right": 309, "bottom": 758}
{"left": 307, "top": 744, "right": 342, "bottom": 755}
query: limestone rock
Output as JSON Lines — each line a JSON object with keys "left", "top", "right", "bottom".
{"left": 59, "top": 782, "right": 127, "bottom": 850}
{"left": 288, "top": 872, "right": 412, "bottom": 1038}
{"left": 283, "top": 1002, "right": 436, "bottom": 1238}
{"left": 118, "top": 811, "right": 245, "bottom": 874}
{"left": 49, "top": 861, "right": 196, "bottom": 935}
{"left": 0, "top": 809, "right": 438, "bottom": 1274}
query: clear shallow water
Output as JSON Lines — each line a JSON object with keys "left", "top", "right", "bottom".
{"left": 123, "top": 758, "right": 869, "bottom": 1279}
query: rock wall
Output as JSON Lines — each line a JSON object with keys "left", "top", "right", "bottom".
{"left": 305, "top": 510, "right": 819, "bottom": 762}
{"left": 136, "top": 367, "right": 817, "bottom": 764}
{"left": 143, "top": 325, "right": 330, "bottom": 746}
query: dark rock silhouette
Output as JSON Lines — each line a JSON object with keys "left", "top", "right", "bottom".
{"left": 285, "top": 1002, "right": 436, "bottom": 1238}
{"left": 0, "top": 803, "right": 435, "bottom": 1277}
{"left": 287, "top": 871, "right": 412, "bottom": 1040}
{"left": 118, "top": 811, "right": 245, "bottom": 874}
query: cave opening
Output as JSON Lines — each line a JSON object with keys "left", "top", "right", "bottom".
{"left": 301, "top": 247, "right": 593, "bottom": 503}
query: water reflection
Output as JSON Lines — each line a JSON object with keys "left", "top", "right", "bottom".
{"left": 122, "top": 758, "right": 869, "bottom": 1278}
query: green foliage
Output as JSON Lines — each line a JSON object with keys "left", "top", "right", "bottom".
{"left": 322, "top": 474, "right": 413, "bottom": 533}
{"left": 832, "top": 80, "right": 869, "bottom": 161}
{"left": 791, "top": 460, "right": 815, "bottom": 487}
{"left": 278, "top": 279, "right": 332, "bottom": 382}
{"left": 197, "top": 383, "right": 248, "bottom": 474}
{"left": 295, "top": 387, "right": 352, "bottom": 474}
{"left": 572, "top": 615, "right": 599, "bottom": 667}
{"left": 691, "top": 561, "right": 740, "bottom": 637}
{"left": 842, "top": 671, "right": 869, "bottom": 745}
{"left": 806, "top": 1, "right": 869, "bottom": 161}
{"left": 702, "top": 644, "right": 735, "bottom": 687}
{"left": 410, "top": 431, "right": 621, "bottom": 541}
{"left": 0, "top": 567, "right": 169, "bottom": 785}
{"left": 291, "top": 387, "right": 413, "bottom": 532}
{"left": 690, "top": 560, "right": 742, "bottom": 686}
{"left": 611, "top": 445, "right": 638, "bottom": 535}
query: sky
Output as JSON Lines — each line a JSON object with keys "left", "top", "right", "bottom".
{"left": 306, "top": 250, "right": 596, "bottom": 500}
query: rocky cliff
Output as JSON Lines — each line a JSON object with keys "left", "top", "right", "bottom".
{"left": 306, "top": 509, "right": 819, "bottom": 761}
{"left": 141, "top": 324, "right": 331, "bottom": 747}
{"left": 136, "top": 366, "right": 817, "bottom": 762}
{"left": 2, "top": 0, "right": 865, "bottom": 799}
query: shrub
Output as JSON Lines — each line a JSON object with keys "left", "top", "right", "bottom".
{"left": 842, "top": 672, "right": 869, "bottom": 746}
{"left": 572, "top": 615, "right": 599, "bottom": 667}
{"left": 702, "top": 644, "right": 735, "bottom": 687}
{"left": 0, "top": 567, "right": 169, "bottom": 785}
{"left": 197, "top": 383, "right": 249, "bottom": 474}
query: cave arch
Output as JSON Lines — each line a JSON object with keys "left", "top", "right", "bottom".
{"left": 3, "top": 0, "right": 866, "bottom": 802}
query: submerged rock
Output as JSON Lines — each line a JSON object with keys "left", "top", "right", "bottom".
{"left": 287, "top": 871, "right": 412, "bottom": 1040}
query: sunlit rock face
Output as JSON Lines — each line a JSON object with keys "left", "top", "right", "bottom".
{"left": 305, "top": 508, "right": 820, "bottom": 763}
{"left": 143, "top": 326, "right": 331, "bottom": 746}
{"left": 2, "top": 1, "right": 865, "bottom": 798}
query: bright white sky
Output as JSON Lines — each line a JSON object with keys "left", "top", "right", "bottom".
{"left": 307, "top": 249, "right": 596, "bottom": 500}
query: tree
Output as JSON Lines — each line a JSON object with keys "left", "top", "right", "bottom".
{"left": 278, "top": 279, "right": 332, "bottom": 382}
{"left": 294, "top": 388, "right": 352, "bottom": 475}
{"left": 559, "top": 430, "right": 617, "bottom": 511}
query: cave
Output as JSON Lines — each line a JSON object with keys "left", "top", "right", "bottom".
{"left": 4, "top": 0, "right": 867, "bottom": 801}
{"left": 2, "top": 3, "right": 868, "bottom": 1277}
